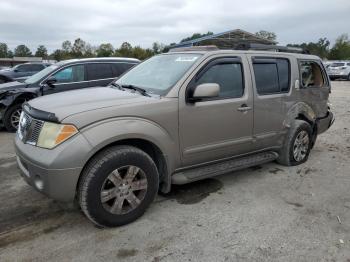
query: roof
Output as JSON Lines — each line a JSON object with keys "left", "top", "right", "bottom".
{"left": 60, "top": 57, "right": 140, "bottom": 65}
{"left": 172, "top": 29, "right": 277, "bottom": 49}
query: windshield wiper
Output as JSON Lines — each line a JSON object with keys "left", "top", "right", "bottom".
{"left": 110, "top": 82, "right": 123, "bottom": 90}
{"left": 121, "top": 84, "right": 150, "bottom": 97}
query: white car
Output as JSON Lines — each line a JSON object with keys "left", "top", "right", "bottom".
{"left": 327, "top": 61, "right": 350, "bottom": 80}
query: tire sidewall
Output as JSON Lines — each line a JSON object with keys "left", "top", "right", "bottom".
{"left": 81, "top": 147, "right": 159, "bottom": 227}
{"left": 288, "top": 122, "right": 312, "bottom": 165}
{"left": 4, "top": 104, "right": 22, "bottom": 132}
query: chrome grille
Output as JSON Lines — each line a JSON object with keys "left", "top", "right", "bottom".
{"left": 18, "top": 112, "right": 44, "bottom": 145}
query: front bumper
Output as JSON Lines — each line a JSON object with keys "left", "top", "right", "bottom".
{"left": 15, "top": 132, "right": 93, "bottom": 202}
{"left": 316, "top": 110, "right": 334, "bottom": 134}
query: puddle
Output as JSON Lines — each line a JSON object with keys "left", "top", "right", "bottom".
{"left": 165, "top": 178, "right": 223, "bottom": 205}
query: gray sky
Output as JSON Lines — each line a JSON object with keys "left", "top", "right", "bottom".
{"left": 0, "top": 0, "right": 349, "bottom": 52}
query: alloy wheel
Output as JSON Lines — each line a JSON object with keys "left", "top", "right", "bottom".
{"left": 11, "top": 108, "right": 22, "bottom": 130}
{"left": 293, "top": 130, "right": 309, "bottom": 162}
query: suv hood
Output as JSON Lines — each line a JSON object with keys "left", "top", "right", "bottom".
{"left": 0, "top": 81, "right": 28, "bottom": 92}
{"left": 28, "top": 87, "right": 154, "bottom": 121}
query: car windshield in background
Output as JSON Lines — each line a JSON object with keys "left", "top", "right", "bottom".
{"left": 115, "top": 53, "right": 202, "bottom": 95}
{"left": 24, "top": 64, "right": 60, "bottom": 84}
{"left": 330, "top": 63, "right": 345, "bottom": 67}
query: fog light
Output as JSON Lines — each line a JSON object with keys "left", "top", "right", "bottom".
{"left": 34, "top": 176, "right": 44, "bottom": 191}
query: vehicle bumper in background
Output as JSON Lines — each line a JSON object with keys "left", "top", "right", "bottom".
{"left": 328, "top": 74, "right": 348, "bottom": 79}
{"left": 316, "top": 110, "right": 334, "bottom": 134}
{"left": 15, "top": 133, "right": 93, "bottom": 202}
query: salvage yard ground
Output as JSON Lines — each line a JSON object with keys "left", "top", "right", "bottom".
{"left": 0, "top": 81, "right": 350, "bottom": 262}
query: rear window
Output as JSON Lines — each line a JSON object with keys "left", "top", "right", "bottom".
{"left": 330, "top": 63, "right": 345, "bottom": 67}
{"left": 252, "top": 58, "right": 290, "bottom": 95}
{"left": 87, "top": 63, "right": 113, "bottom": 80}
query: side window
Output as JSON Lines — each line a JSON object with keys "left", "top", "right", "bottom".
{"left": 87, "top": 63, "right": 113, "bottom": 80}
{"left": 16, "top": 64, "right": 32, "bottom": 72}
{"left": 253, "top": 58, "right": 290, "bottom": 95}
{"left": 53, "top": 65, "right": 85, "bottom": 83}
{"left": 111, "top": 63, "right": 135, "bottom": 77}
{"left": 196, "top": 62, "right": 244, "bottom": 99}
{"left": 347, "top": 63, "right": 350, "bottom": 66}
{"left": 300, "top": 61, "right": 325, "bottom": 88}
{"left": 29, "top": 64, "right": 44, "bottom": 72}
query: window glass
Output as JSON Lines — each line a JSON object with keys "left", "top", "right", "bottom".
{"left": 16, "top": 64, "right": 32, "bottom": 72}
{"left": 111, "top": 63, "right": 136, "bottom": 77}
{"left": 87, "top": 63, "right": 113, "bottom": 80}
{"left": 330, "top": 62, "right": 345, "bottom": 67}
{"left": 29, "top": 64, "right": 44, "bottom": 71}
{"left": 300, "top": 61, "right": 325, "bottom": 87}
{"left": 253, "top": 58, "right": 290, "bottom": 95}
{"left": 347, "top": 63, "right": 350, "bottom": 66}
{"left": 196, "top": 63, "right": 244, "bottom": 98}
{"left": 53, "top": 65, "right": 85, "bottom": 83}
{"left": 253, "top": 63, "right": 279, "bottom": 94}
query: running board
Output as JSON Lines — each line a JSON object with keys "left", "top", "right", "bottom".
{"left": 172, "top": 151, "right": 279, "bottom": 184}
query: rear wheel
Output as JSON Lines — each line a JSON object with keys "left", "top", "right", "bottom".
{"left": 4, "top": 104, "right": 22, "bottom": 132}
{"left": 277, "top": 120, "right": 313, "bottom": 166}
{"left": 78, "top": 145, "right": 159, "bottom": 227}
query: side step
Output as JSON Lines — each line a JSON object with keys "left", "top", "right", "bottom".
{"left": 172, "top": 151, "right": 279, "bottom": 184}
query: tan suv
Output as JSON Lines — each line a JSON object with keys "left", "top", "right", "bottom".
{"left": 15, "top": 46, "right": 334, "bottom": 227}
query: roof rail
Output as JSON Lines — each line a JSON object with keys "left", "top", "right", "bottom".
{"left": 169, "top": 45, "right": 219, "bottom": 52}
{"left": 235, "top": 43, "right": 309, "bottom": 54}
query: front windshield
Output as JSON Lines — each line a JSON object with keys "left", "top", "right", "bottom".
{"left": 24, "top": 64, "right": 60, "bottom": 84}
{"left": 115, "top": 53, "right": 202, "bottom": 95}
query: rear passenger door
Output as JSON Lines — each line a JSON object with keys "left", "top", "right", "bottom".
{"left": 86, "top": 63, "right": 115, "bottom": 87}
{"left": 249, "top": 56, "right": 291, "bottom": 149}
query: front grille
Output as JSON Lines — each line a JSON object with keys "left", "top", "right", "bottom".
{"left": 18, "top": 112, "right": 44, "bottom": 145}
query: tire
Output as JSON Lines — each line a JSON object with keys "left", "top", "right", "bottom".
{"left": 78, "top": 145, "right": 159, "bottom": 227}
{"left": 347, "top": 74, "right": 350, "bottom": 81}
{"left": 4, "top": 103, "right": 23, "bottom": 132}
{"left": 277, "top": 120, "right": 313, "bottom": 166}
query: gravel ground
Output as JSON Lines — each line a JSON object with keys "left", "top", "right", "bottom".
{"left": 0, "top": 81, "right": 349, "bottom": 262}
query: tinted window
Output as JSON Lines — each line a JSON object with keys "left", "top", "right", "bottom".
{"left": 29, "top": 64, "right": 44, "bottom": 71}
{"left": 347, "top": 63, "right": 350, "bottom": 66}
{"left": 53, "top": 65, "right": 85, "bottom": 83}
{"left": 111, "top": 63, "right": 136, "bottom": 77}
{"left": 300, "top": 61, "right": 325, "bottom": 87}
{"left": 16, "top": 64, "right": 32, "bottom": 72}
{"left": 196, "top": 63, "right": 244, "bottom": 98}
{"left": 253, "top": 58, "right": 290, "bottom": 95}
{"left": 330, "top": 63, "right": 345, "bottom": 67}
{"left": 87, "top": 63, "right": 113, "bottom": 80}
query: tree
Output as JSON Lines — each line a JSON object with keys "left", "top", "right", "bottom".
{"left": 51, "top": 49, "right": 64, "bottom": 61}
{"left": 71, "top": 38, "right": 86, "bottom": 58}
{"left": 288, "top": 37, "right": 330, "bottom": 59}
{"left": 96, "top": 43, "right": 114, "bottom": 57}
{"left": 14, "top": 44, "right": 32, "bottom": 57}
{"left": 35, "top": 45, "right": 48, "bottom": 58}
{"left": 180, "top": 32, "right": 214, "bottom": 43}
{"left": 152, "top": 42, "right": 165, "bottom": 54}
{"left": 255, "top": 30, "right": 277, "bottom": 42}
{"left": 115, "top": 42, "right": 133, "bottom": 57}
{"left": 0, "top": 43, "right": 8, "bottom": 58}
{"left": 62, "top": 40, "right": 72, "bottom": 53}
{"left": 329, "top": 34, "right": 350, "bottom": 60}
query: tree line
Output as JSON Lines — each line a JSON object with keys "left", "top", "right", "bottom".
{"left": 0, "top": 31, "right": 349, "bottom": 61}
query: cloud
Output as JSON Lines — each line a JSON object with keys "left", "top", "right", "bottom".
{"left": 0, "top": 0, "right": 349, "bottom": 52}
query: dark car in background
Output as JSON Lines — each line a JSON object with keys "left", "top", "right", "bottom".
{"left": 0, "top": 57, "right": 140, "bottom": 131}
{"left": 0, "top": 62, "right": 51, "bottom": 83}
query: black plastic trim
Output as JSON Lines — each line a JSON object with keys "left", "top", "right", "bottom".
{"left": 22, "top": 102, "right": 59, "bottom": 123}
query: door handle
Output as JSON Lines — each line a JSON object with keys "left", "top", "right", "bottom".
{"left": 237, "top": 104, "right": 252, "bottom": 112}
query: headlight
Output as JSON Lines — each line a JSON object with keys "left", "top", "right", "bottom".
{"left": 37, "top": 122, "right": 78, "bottom": 149}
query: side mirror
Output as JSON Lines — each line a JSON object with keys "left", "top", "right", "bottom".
{"left": 190, "top": 83, "right": 220, "bottom": 102}
{"left": 45, "top": 76, "right": 57, "bottom": 87}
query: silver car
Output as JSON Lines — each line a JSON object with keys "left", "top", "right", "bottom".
{"left": 327, "top": 61, "right": 350, "bottom": 80}
{"left": 15, "top": 46, "right": 334, "bottom": 227}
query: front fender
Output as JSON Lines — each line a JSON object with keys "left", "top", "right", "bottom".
{"left": 79, "top": 117, "right": 179, "bottom": 177}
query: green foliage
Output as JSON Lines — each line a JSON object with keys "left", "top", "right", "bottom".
{"left": 255, "top": 30, "right": 277, "bottom": 42}
{"left": 180, "top": 32, "right": 214, "bottom": 43}
{"left": 0, "top": 43, "right": 8, "bottom": 58}
{"left": 288, "top": 38, "right": 330, "bottom": 59}
{"left": 96, "top": 43, "right": 114, "bottom": 57}
{"left": 35, "top": 45, "right": 48, "bottom": 58}
{"left": 328, "top": 34, "right": 350, "bottom": 60}
{"left": 14, "top": 44, "right": 32, "bottom": 57}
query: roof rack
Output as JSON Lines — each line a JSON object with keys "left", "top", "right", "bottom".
{"left": 168, "top": 43, "right": 309, "bottom": 54}
{"left": 168, "top": 45, "right": 219, "bottom": 52}
{"left": 235, "top": 43, "right": 309, "bottom": 54}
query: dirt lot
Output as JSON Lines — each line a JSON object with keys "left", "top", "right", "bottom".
{"left": 0, "top": 81, "right": 349, "bottom": 262}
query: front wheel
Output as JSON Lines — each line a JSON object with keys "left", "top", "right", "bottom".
{"left": 78, "top": 145, "right": 159, "bottom": 227}
{"left": 277, "top": 120, "right": 313, "bottom": 166}
{"left": 4, "top": 104, "right": 23, "bottom": 132}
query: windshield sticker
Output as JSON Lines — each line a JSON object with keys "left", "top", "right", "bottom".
{"left": 175, "top": 56, "right": 198, "bottom": 62}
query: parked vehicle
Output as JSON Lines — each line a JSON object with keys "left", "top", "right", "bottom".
{"left": 0, "top": 57, "right": 139, "bottom": 131}
{"left": 327, "top": 61, "right": 350, "bottom": 80}
{"left": 0, "top": 62, "right": 51, "bottom": 83}
{"left": 15, "top": 46, "right": 334, "bottom": 227}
